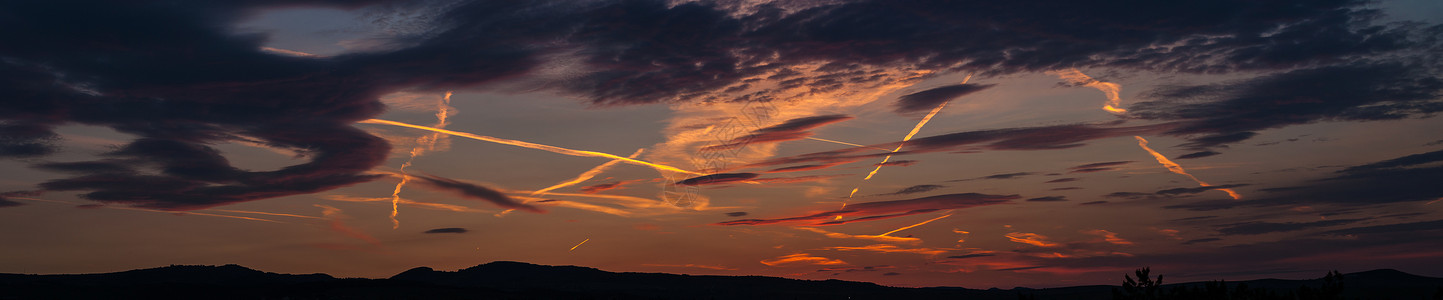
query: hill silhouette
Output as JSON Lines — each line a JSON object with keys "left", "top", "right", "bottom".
{"left": 1, "top": 262, "right": 1440, "bottom": 299}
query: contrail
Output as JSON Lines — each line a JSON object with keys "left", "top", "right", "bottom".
{"left": 12, "top": 197, "right": 287, "bottom": 223}
{"left": 876, "top": 212, "right": 953, "bottom": 237}
{"left": 569, "top": 238, "right": 590, "bottom": 251}
{"left": 1134, "top": 136, "right": 1241, "bottom": 199}
{"left": 839, "top": 75, "right": 973, "bottom": 214}
{"left": 805, "top": 137, "right": 890, "bottom": 151}
{"left": 359, "top": 119, "right": 703, "bottom": 176}
{"left": 387, "top": 91, "right": 454, "bottom": 229}
{"left": 862, "top": 74, "right": 973, "bottom": 181}
{"left": 533, "top": 148, "right": 645, "bottom": 196}
{"left": 1049, "top": 68, "right": 1126, "bottom": 114}
{"left": 208, "top": 209, "right": 323, "bottom": 220}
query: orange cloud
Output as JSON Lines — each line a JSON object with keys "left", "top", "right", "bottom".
{"left": 1005, "top": 232, "right": 1059, "bottom": 247}
{"left": 1082, "top": 229, "right": 1134, "bottom": 245}
{"left": 821, "top": 244, "right": 952, "bottom": 256}
{"left": 760, "top": 253, "right": 848, "bottom": 266}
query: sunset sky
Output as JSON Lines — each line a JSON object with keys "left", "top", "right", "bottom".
{"left": 3, "top": 0, "right": 1443, "bottom": 288}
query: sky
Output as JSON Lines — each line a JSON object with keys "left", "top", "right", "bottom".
{"left": 2, "top": 0, "right": 1443, "bottom": 289}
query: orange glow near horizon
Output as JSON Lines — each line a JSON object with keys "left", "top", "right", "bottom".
{"left": 1134, "top": 136, "right": 1241, "bottom": 199}
{"left": 359, "top": 119, "right": 703, "bottom": 176}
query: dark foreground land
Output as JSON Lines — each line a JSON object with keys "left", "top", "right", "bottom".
{"left": 1, "top": 262, "right": 1440, "bottom": 299}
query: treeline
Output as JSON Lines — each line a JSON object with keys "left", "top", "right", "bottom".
{"left": 1106, "top": 268, "right": 1443, "bottom": 300}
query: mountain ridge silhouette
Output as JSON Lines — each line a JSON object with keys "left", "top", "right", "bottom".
{"left": 2, "top": 261, "right": 1440, "bottom": 299}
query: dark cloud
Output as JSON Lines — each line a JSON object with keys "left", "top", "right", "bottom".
{"left": 946, "top": 253, "right": 995, "bottom": 259}
{"left": 751, "top": 174, "right": 851, "bottom": 184}
{"left": 1103, "top": 192, "right": 1159, "bottom": 200}
{"left": 1171, "top": 216, "right": 1219, "bottom": 222}
{"left": 1322, "top": 219, "right": 1443, "bottom": 236}
{"left": 875, "top": 184, "right": 946, "bottom": 196}
{"left": 1182, "top": 238, "right": 1221, "bottom": 245}
{"left": 1079, "top": 201, "right": 1108, "bottom": 205}
{"left": 716, "top": 193, "right": 1016, "bottom": 226}
{"left": 1068, "top": 161, "right": 1132, "bottom": 170}
{"left": 1216, "top": 218, "right": 1367, "bottom": 235}
{"left": 1175, "top": 151, "right": 1221, "bottom": 159}
{"left": 952, "top": 172, "right": 1034, "bottom": 182}
{"left": 579, "top": 180, "right": 642, "bottom": 194}
{"left": 1337, "top": 149, "right": 1443, "bottom": 174}
{"left": 676, "top": 173, "right": 760, "bottom": 186}
{"left": 4, "top": 0, "right": 1440, "bottom": 210}
{"left": 0, "top": 191, "right": 41, "bottom": 208}
{"left": 997, "top": 266, "right": 1046, "bottom": 272}
{"left": 409, "top": 174, "right": 543, "bottom": 213}
{"left": 424, "top": 228, "right": 468, "bottom": 234}
{"left": 1026, "top": 196, "right": 1068, "bottom": 202}
{"left": 1069, "top": 167, "right": 1116, "bottom": 173}
{"left": 873, "top": 160, "right": 917, "bottom": 167}
{"left": 1168, "top": 150, "right": 1443, "bottom": 211}
{"left": 1044, "top": 178, "right": 1079, "bottom": 183}
{"left": 894, "top": 83, "right": 995, "bottom": 113}
{"left": 744, "top": 122, "right": 1176, "bottom": 169}
{"left": 765, "top": 161, "right": 851, "bottom": 173}
{"left": 725, "top": 212, "right": 748, "bottom": 217}
{"left": 1155, "top": 184, "right": 1250, "bottom": 196}
{"left": 1131, "top": 63, "right": 1443, "bottom": 148}
{"left": 703, "top": 115, "right": 853, "bottom": 152}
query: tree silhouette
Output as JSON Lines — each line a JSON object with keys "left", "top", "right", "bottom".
{"left": 1114, "top": 267, "right": 1163, "bottom": 300}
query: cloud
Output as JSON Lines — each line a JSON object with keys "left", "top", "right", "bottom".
{"left": 875, "top": 184, "right": 946, "bottom": 196}
{"left": 1182, "top": 238, "right": 1221, "bottom": 245}
{"left": 1155, "top": 184, "right": 1250, "bottom": 196}
{"left": 716, "top": 193, "right": 1016, "bottom": 226}
{"left": 1337, "top": 149, "right": 1443, "bottom": 174}
{"left": 895, "top": 83, "right": 995, "bottom": 113}
{"left": 725, "top": 212, "right": 748, "bottom": 217}
{"left": 424, "top": 228, "right": 468, "bottom": 234}
{"left": 951, "top": 172, "right": 1034, "bottom": 182}
{"left": 1069, "top": 161, "right": 1132, "bottom": 170}
{"left": 1166, "top": 150, "right": 1443, "bottom": 210}
{"left": 765, "top": 161, "right": 851, "bottom": 173}
{"left": 1079, "top": 201, "right": 1108, "bottom": 205}
{"left": 1216, "top": 219, "right": 1368, "bottom": 235}
{"left": 759, "top": 253, "right": 848, "bottom": 266}
{"left": 1081, "top": 229, "right": 1133, "bottom": 245}
{"left": 702, "top": 115, "right": 853, "bottom": 152}
{"left": 1045, "top": 178, "right": 1079, "bottom": 183}
{"left": 820, "top": 244, "right": 951, "bottom": 256}
{"left": 1176, "top": 151, "right": 1221, "bottom": 160}
{"left": 751, "top": 174, "right": 852, "bottom": 184}
{"left": 794, "top": 227, "right": 920, "bottom": 244}
{"left": 1322, "top": 219, "right": 1443, "bottom": 236}
{"left": 408, "top": 174, "right": 544, "bottom": 213}
{"left": 1005, "top": 232, "right": 1060, "bottom": 247}
{"left": 947, "top": 253, "right": 996, "bottom": 259}
{"left": 1026, "top": 196, "right": 1068, "bottom": 202}
{"left": 873, "top": 160, "right": 917, "bottom": 167}
{"left": 4, "top": 0, "right": 1439, "bottom": 212}
{"left": 579, "top": 179, "right": 643, "bottom": 194}
{"left": 1131, "top": 63, "right": 1443, "bottom": 148}
{"left": 675, "top": 173, "right": 760, "bottom": 186}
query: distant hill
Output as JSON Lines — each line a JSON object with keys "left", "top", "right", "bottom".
{"left": 2, "top": 262, "right": 1440, "bottom": 299}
